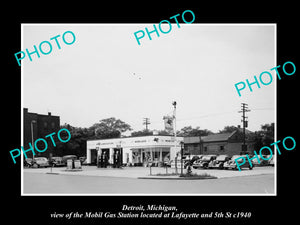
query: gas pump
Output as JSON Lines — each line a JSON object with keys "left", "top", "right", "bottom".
{"left": 113, "top": 149, "right": 121, "bottom": 168}
{"left": 103, "top": 150, "right": 109, "bottom": 168}
{"left": 113, "top": 151, "right": 117, "bottom": 168}
{"left": 97, "top": 150, "right": 103, "bottom": 168}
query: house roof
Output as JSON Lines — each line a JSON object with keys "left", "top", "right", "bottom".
{"left": 201, "top": 132, "right": 235, "bottom": 142}
{"left": 183, "top": 127, "right": 253, "bottom": 143}
{"left": 236, "top": 127, "right": 252, "bottom": 134}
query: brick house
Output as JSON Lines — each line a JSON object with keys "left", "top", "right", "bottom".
{"left": 23, "top": 108, "right": 60, "bottom": 158}
{"left": 184, "top": 128, "right": 255, "bottom": 157}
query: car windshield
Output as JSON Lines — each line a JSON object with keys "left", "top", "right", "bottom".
{"left": 35, "top": 158, "right": 47, "bottom": 161}
{"left": 231, "top": 155, "right": 244, "bottom": 160}
{"left": 202, "top": 156, "right": 212, "bottom": 161}
{"left": 216, "top": 155, "right": 227, "bottom": 161}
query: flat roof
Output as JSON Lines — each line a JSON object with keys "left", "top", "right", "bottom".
{"left": 87, "top": 135, "right": 184, "bottom": 149}
{"left": 87, "top": 134, "right": 184, "bottom": 141}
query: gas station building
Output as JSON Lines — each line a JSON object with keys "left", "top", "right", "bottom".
{"left": 86, "top": 135, "right": 184, "bottom": 166}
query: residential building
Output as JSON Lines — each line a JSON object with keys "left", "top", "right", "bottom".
{"left": 184, "top": 128, "right": 255, "bottom": 157}
{"left": 23, "top": 108, "right": 60, "bottom": 158}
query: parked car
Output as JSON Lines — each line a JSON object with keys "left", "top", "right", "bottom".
{"left": 223, "top": 155, "right": 253, "bottom": 170}
{"left": 51, "top": 156, "right": 64, "bottom": 167}
{"left": 82, "top": 158, "right": 88, "bottom": 166}
{"left": 267, "top": 155, "right": 274, "bottom": 166}
{"left": 32, "top": 157, "right": 49, "bottom": 168}
{"left": 208, "top": 155, "right": 231, "bottom": 169}
{"left": 79, "top": 157, "right": 86, "bottom": 164}
{"left": 193, "top": 155, "right": 217, "bottom": 169}
{"left": 24, "top": 158, "right": 33, "bottom": 168}
{"left": 184, "top": 155, "right": 203, "bottom": 168}
{"left": 62, "top": 155, "right": 77, "bottom": 166}
{"left": 252, "top": 155, "right": 270, "bottom": 166}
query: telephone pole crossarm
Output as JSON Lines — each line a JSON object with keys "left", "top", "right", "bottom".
{"left": 143, "top": 118, "right": 150, "bottom": 131}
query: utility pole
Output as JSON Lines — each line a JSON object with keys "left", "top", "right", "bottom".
{"left": 172, "top": 101, "right": 177, "bottom": 142}
{"left": 172, "top": 101, "right": 178, "bottom": 174}
{"left": 143, "top": 118, "right": 150, "bottom": 131}
{"left": 238, "top": 103, "right": 250, "bottom": 153}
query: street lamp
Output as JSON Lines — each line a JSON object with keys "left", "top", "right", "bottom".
{"left": 180, "top": 141, "right": 184, "bottom": 176}
{"left": 31, "top": 120, "right": 36, "bottom": 160}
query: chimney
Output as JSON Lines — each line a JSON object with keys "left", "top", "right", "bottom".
{"left": 24, "top": 108, "right": 28, "bottom": 113}
{"left": 48, "top": 112, "right": 51, "bottom": 116}
{"left": 237, "top": 125, "right": 241, "bottom": 128}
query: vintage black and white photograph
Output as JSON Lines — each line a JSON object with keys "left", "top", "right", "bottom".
{"left": 21, "top": 24, "right": 276, "bottom": 195}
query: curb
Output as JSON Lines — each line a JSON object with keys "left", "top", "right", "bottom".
{"left": 137, "top": 176, "right": 218, "bottom": 180}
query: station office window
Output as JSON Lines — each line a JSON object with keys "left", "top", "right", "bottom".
{"left": 219, "top": 145, "right": 224, "bottom": 151}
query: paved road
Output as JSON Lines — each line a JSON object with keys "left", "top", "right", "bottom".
{"left": 23, "top": 172, "right": 274, "bottom": 195}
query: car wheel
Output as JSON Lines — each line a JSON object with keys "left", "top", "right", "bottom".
{"left": 33, "top": 164, "right": 38, "bottom": 168}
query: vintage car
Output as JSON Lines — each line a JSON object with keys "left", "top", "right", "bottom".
{"left": 79, "top": 156, "right": 86, "bottom": 164}
{"left": 24, "top": 158, "right": 33, "bottom": 168}
{"left": 208, "top": 155, "right": 231, "bottom": 169}
{"left": 51, "top": 156, "right": 65, "bottom": 167}
{"left": 252, "top": 155, "right": 270, "bottom": 166}
{"left": 31, "top": 157, "right": 49, "bottom": 168}
{"left": 267, "top": 155, "right": 274, "bottom": 166}
{"left": 223, "top": 155, "right": 253, "bottom": 170}
{"left": 183, "top": 155, "right": 203, "bottom": 167}
{"left": 193, "top": 155, "right": 217, "bottom": 169}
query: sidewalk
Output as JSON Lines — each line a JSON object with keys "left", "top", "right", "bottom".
{"left": 23, "top": 165, "right": 275, "bottom": 179}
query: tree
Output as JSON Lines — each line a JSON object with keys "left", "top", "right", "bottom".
{"left": 54, "top": 123, "right": 94, "bottom": 157}
{"left": 178, "top": 126, "right": 213, "bottom": 137}
{"left": 244, "top": 123, "right": 275, "bottom": 155}
{"left": 158, "top": 130, "right": 172, "bottom": 136}
{"left": 54, "top": 119, "right": 132, "bottom": 156}
{"left": 252, "top": 123, "right": 274, "bottom": 152}
{"left": 219, "top": 126, "right": 238, "bottom": 133}
{"left": 131, "top": 129, "right": 153, "bottom": 137}
{"left": 90, "top": 117, "right": 132, "bottom": 139}
{"left": 260, "top": 123, "right": 274, "bottom": 146}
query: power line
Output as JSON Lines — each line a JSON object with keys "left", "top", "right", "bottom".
{"left": 251, "top": 107, "right": 274, "bottom": 111}
{"left": 130, "top": 108, "right": 273, "bottom": 127}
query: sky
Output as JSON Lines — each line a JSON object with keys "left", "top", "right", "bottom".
{"left": 22, "top": 24, "right": 276, "bottom": 134}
